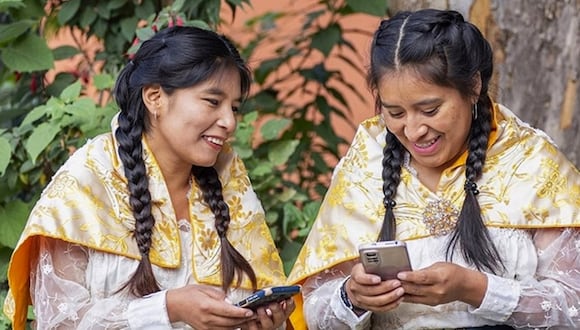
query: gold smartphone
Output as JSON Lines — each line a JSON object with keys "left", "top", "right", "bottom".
{"left": 359, "top": 240, "right": 412, "bottom": 280}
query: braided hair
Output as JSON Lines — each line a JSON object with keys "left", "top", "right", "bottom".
{"left": 368, "top": 9, "right": 504, "bottom": 273}
{"left": 113, "top": 26, "right": 256, "bottom": 296}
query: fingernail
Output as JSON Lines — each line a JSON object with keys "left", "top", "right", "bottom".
{"left": 397, "top": 273, "right": 407, "bottom": 280}
{"left": 281, "top": 301, "right": 287, "bottom": 310}
{"left": 396, "top": 288, "right": 404, "bottom": 296}
{"left": 266, "top": 308, "right": 272, "bottom": 316}
{"left": 371, "top": 276, "right": 381, "bottom": 284}
{"left": 245, "top": 310, "right": 254, "bottom": 317}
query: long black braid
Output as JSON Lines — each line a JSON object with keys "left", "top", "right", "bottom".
{"left": 370, "top": 9, "right": 505, "bottom": 273}
{"left": 192, "top": 166, "right": 257, "bottom": 292}
{"left": 447, "top": 96, "right": 504, "bottom": 273}
{"left": 113, "top": 26, "right": 255, "bottom": 296}
{"left": 115, "top": 61, "right": 161, "bottom": 296}
{"left": 379, "top": 131, "right": 404, "bottom": 241}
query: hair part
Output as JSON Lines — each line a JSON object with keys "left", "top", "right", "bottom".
{"left": 371, "top": 9, "right": 504, "bottom": 273}
{"left": 113, "top": 26, "right": 255, "bottom": 296}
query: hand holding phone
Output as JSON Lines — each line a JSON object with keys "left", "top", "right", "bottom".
{"left": 359, "top": 240, "right": 412, "bottom": 280}
{"left": 233, "top": 285, "right": 301, "bottom": 310}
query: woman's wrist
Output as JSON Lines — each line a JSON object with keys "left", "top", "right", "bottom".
{"left": 340, "top": 277, "right": 367, "bottom": 316}
{"left": 165, "top": 288, "right": 181, "bottom": 323}
{"left": 461, "top": 268, "right": 488, "bottom": 307}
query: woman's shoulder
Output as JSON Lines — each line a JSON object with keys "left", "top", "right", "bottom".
{"left": 495, "top": 104, "right": 558, "bottom": 149}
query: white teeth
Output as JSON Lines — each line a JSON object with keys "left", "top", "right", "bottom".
{"left": 416, "top": 138, "right": 437, "bottom": 148}
{"left": 206, "top": 137, "right": 223, "bottom": 145}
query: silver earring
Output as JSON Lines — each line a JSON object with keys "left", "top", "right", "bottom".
{"left": 472, "top": 103, "right": 478, "bottom": 120}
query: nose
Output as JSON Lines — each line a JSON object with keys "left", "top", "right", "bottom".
{"left": 403, "top": 117, "right": 428, "bottom": 142}
{"left": 217, "top": 106, "right": 237, "bottom": 134}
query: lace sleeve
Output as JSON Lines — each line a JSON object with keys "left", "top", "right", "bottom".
{"left": 507, "top": 228, "right": 580, "bottom": 328}
{"left": 302, "top": 260, "right": 372, "bottom": 330}
{"left": 32, "top": 237, "right": 132, "bottom": 329}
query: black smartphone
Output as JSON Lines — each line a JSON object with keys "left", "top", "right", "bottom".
{"left": 233, "top": 285, "right": 301, "bottom": 310}
{"left": 359, "top": 240, "right": 412, "bottom": 280}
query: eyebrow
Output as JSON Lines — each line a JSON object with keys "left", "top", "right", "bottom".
{"left": 381, "top": 97, "right": 442, "bottom": 109}
{"left": 202, "top": 87, "right": 242, "bottom": 102}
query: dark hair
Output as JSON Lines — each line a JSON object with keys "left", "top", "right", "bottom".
{"left": 368, "top": 9, "right": 504, "bottom": 273}
{"left": 113, "top": 26, "right": 256, "bottom": 296}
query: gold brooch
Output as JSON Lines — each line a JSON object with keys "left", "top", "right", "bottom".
{"left": 422, "top": 199, "right": 459, "bottom": 236}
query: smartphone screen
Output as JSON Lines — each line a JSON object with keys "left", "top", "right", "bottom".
{"left": 233, "top": 285, "right": 301, "bottom": 310}
{"left": 359, "top": 240, "right": 412, "bottom": 280}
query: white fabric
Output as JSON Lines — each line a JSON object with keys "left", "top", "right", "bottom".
{"left": 31, "top": 219, "right": 255, "bottom": 329}
{"left": 303, "top": 228, "right": 580, "bottom": 329}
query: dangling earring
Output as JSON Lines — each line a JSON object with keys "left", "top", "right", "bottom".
{"left": 472, "top": 103, "right": 478, "bottom": 120}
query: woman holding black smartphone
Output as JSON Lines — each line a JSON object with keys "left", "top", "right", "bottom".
{"left": 288, "top": 8, "right": 580, "bottom": 330}
{"left": 4, "top": 26, "right": 297, "bottom": 330}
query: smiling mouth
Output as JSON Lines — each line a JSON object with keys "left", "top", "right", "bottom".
{"left": 204, "top": 136, "right": 224, "bottom": 146}
{"left": 414, "top": 136, "right": 439, "bottom": 149}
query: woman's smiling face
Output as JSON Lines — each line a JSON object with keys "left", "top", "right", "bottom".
{"left": 144, "top": 67, "right": 242, "bottom": 172}
{"left": 378, "top": 68, "right": 474, "bottom": 174}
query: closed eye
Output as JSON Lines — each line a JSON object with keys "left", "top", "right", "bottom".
{"left": 204, "top": 98, "right": 219, "bottom": 107}
{"left": 387, "top": 111, "right": 404, "bottom": 118}
{"left": 423, "top": 106, "right": 440, "bottom": 116}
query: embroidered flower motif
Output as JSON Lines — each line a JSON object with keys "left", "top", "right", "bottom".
{"left": 198, "top": 228, "right": 217, "bottom": 251}
{"left": 535, "top": 158, "right": 565, "bottom": 201}
{"left": 569, "top": 306, "right": 578, "bottom": 318}
{"left": 41, "top": 264, "right": 53, "bottom": 275}
{"left": 422, "top": 199, "right": 459, "bottom": 236}
{"left": 540, "top": 300, "right": 552, "bottom": 312}
{"left": 46, "top": 173, "right": 77, "bottom": 199}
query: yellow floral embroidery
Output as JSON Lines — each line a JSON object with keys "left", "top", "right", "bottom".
{"left": 523, "top": 206, "right": 550, "bottom": 224}
{"left": 536, "top": 158, "right": 566, "bottom": 201}
{"left": 46, "top": 172, "right": 77, "bottom": 199}
{"left": 198, "top": 228, "right": 218, "bottom": 251}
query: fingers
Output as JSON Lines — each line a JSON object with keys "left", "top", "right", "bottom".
{"left": 246, "top": 298, "right": 295, "bottom": 330}
{"left": 351, "top": 263, "right": 382, "bottom": 285}
{"left": 167, "top": 285, "right": 256, "bottom": 329}
{"left": 347, "top": 274, "right": 404, "bottom": 313}
{"left": 397, "top": 268, "right": 432, "bottom": 284}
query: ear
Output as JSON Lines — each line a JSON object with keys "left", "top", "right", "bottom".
{"left": 142, "top": 84, "right": 163, "bottom": 118}
{"left": 472, "top": 72, "right": 482, "bottom": 103}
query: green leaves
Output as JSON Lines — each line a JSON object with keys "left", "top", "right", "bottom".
{"left": 0, "top": 137, "right": 11, "bottom": 176}
{"left": 58, "top": 0, "right": 81, "bottom": 25}
{"left": 261, "top": 118, "right": 291, "bottom": 141}
{"left": 0, "top": 20, "right": 31, "bottom": 43}
{"left": 268, "top": 140, "right": 299, "bottom": 166}
{"left": 24, "top": 122, "right": 61, "bottom": 163}
{"left": 346, "top": 0, "right": 387, "bottom": 16}
{"left": 0, "top": 200, "right": 30, "bottom": 249}
{"left": 0, "top": 33, "right": 54, "bottom": 72}
{"left": 311, "top": 23, "right": 341, "bottom": 56}
{"left": 60, "top": 80, "right": 82, "bottom": 103}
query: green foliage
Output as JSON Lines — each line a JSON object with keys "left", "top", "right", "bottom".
{"left": 0, "top": 0, "right": 386, "bottom": 325}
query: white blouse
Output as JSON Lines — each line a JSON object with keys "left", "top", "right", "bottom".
{"left": 31, "top": 219, "right": 256, "bottom": 329}
{"left": 302, "top": 228, "right": 580, "bottom": 329}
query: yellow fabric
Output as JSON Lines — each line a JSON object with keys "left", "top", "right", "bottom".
{"left": 4, "top": 115, "right": 293, "bottom": 329}
{"left": 288, "top": 103, "right": 580, "bottom": 286}
{"left": 288, "top": 292, "right": 306, "bottom": 330}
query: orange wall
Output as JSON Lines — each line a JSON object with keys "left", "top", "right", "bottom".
{"left": 222, "top": 0, "right": 382, "bottom": 150}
